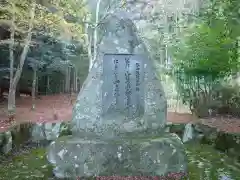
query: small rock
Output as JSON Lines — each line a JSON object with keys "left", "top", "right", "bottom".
{"left": 31, "top": 122, "right": 66, "bottom": 142}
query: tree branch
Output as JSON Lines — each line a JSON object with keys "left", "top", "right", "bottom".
{"left": 0, "top": 39, "right": 40, "bottom": 46}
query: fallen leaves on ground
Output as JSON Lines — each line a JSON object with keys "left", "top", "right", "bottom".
{"left": 0, "top": 94, "right": 240, "bottom": 133}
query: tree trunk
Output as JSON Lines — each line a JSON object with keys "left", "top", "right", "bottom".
{"left": 78, "top": 78, "right": 81, "bottom": 90}
{"left": 75, "top": 68, "right": 78, "bottom": 92}
{"left": 60, "top": 79, "right": 64, "bottom": 93}
{"left": 47, "top": 75, "right": 50, "bottom": 95}
{"left": 36, "top": 75, "right": 38, "bottom": 97}
{"left": 73, "top": 67, "right": 75, "bottom": 92}
{"left": 70, "top": 67, "right": 73, "bottom": 94}
{"left": 63, "top": 79, "right": 65, "bottom": 93}
{"left": 8, "top": 86, "right": 16, "bottom": 121}
{"left": 93, "top": 0, "right": 101, "bottom": 62}
{"left": 71, "top": 67, "right": 74, "bottom": 93}
{"left": 31, "top": 69, "right": 37, "bottom": 110}
{"left": 88, "top": 34, "right": 93, "bottom": 72}
{"left": 65, "top": 67, "right": 68, "bottom": 93}
{"left": 8, "top": 2, "right": 36, "bottom": 119}
{"left": 65, "top": 66, "right": 71, "bottom": 93}
{"left": 8, "top": 1, "right": 16, "bottom": 118}
{"left": 84, "top": 16, "right": 93, "bottom": 72}
{"left": 70, "top": 67, "right": 74, "bottom": 104}
{"left": 68, "top": 67, "right": 71, "bottom": 92}
{"left": 88, "top": 0, "right": 102, "bottom": 72}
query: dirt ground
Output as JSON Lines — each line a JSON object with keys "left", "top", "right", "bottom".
{"left": 0, "top": 94, "right": 239, "bottom": 133}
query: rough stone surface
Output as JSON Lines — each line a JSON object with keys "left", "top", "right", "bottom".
{"left": 47, "top": 8, "right": 187, "bottom": 179}
{"left": 31, "top": 122, "right": 68, "bottom": 141}
{"left": 71, "top": 16, "right": 166, "bottom": 140}
{"left": 182, "top": 123, "right": 194, "bottom": 143}
{"left": 48, "top": 134, "right": 187, "bottom": 177}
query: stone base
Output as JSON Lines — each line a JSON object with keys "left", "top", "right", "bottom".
{"left": 31, "top": 122, "right": 71, "bottom": 142}
{"left": 47, "top": 134, "right": 187, "bottom": 178}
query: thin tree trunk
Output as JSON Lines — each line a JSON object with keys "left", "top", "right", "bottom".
{"left": 8, "top": 1, "right": 16, "bottom": 117}
{"left": 72, "top": 67, "right": 75, "bottom": 92}
{"left": 68, "top": 67, "right": 71, "bottom": 92}
{"left": 36, "top": 74, "right": 38, "bottom": 97}
{"left": 88, "top": 34, "right": 93, "bottom": 72}
{"left": 65, "top": 67, "right": 69, "bottom": 93}
{"left": 62, "top": 79, "right": 64, "bottom": 93}
{"left": 69, "top": 67, "right": 74, "bottom": 104}
{"left": 86, "top": 0, "right": 101, "bottom": 72}
{"left": 73, "top": 68, "right": 77, "bottom": 93}
{"left": 65, "top": 66, "right": 71, "bottom": 93}
{"left": 65, "top": 69, "right": 67, "bottom": 93}
{"left": 85, "top": 17, "right": 93, "bottom": 72}
{"left": 65, "top": 67, "right": 67, "bottom": 93}
{"left": 75, "top": 68, "right": 78, "bottom": 92}
{"left": 47, "top": 75, "right": 50, "bottom": 95}
{"left": 92, "top": 0, "right": 101, "bottom": 68}
{"left": 31, "top": 69, "right": 37, "bottom": 110}
{"left": 8, "top": 2, "right": 36, "bottom": 118}
{"left": 78, "top": 78, "right": 81, "bottom": 91}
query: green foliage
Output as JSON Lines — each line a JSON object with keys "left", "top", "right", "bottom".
{"left": 0, "top": 0, "right": 89, "bottom": 97}
{"left": 212, "top": 84, "right": 240, "bottom": 116}
{"left": 170, "top": 0, "right": 240, "bottom": 117}
{"left": 0, "top": 0, "right": 88, "bottom": 62}
{"left": 172, "top": 22, "right": 237, "bottom": 79}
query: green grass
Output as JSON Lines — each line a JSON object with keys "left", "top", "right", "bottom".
{"left": 0, "top": 148, "right": 52, "bottom": 180}
{"left": 0, "top": 143, "right": 240, "bottom": 180}
{"left": 186, "top": 143, "right": 240, "bottom": 180}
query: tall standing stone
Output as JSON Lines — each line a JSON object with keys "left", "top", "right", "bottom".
{"left": 47, "top": 9, "right": 187, "bottom": 179}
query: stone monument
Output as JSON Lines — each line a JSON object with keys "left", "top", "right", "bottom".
{"left": 47, "top": 10, "right": 187, "bottom": 179}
